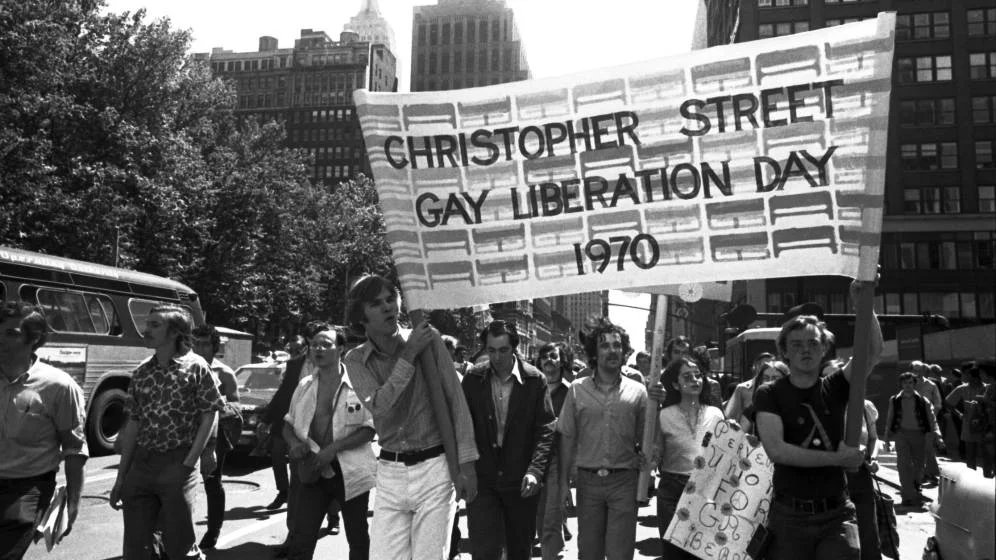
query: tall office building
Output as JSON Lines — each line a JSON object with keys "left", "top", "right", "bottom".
{"left": 732, "top": 0, "right": 996, "bottom": 328}
{"left": 557, "top": 292, "right": 610, "bottom": 335}
{"left": 345, "top": 0, "right": 397, "bottom": 52}
{"left": 410, "top": 0, "right": 531, "bottom": 92}
{"left": 203, "top": 29, "right": 397, "bottom": 184}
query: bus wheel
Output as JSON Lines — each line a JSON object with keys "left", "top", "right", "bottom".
{"left": 88, "top": 388, "right": 128, "bottom": 455}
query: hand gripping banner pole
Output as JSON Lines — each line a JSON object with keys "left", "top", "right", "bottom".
{"left": 409, "top": 309, "right": 460, "bottom": 483}
{"left": 638, "top": 295, "right": 668, "bottom": 501}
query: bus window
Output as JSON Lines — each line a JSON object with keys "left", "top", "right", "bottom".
{"left": 33, "top": 289, "right": 118, "bottom": 335}
{"left": 128, "top": 298, "right": 194, "bottom": 334}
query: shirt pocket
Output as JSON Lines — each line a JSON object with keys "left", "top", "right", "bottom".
{"left": 13, "top": 410, "right": 53, "bottom": 445}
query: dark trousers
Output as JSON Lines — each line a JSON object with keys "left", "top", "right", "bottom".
{"left": 846, "top": 466, "right": 882, "bottom": 560}
{"left": 202, "top": 445, "right": 229, "bottom": 533}
{"left": 285, "top": 460, "right": 340, "bottom": 539}
{"left": 467, "top": 485, "right": 540, "bottom": 560}
{"left": 767, "top": 500, "right": 860, "bottom": 560}
{"left": 0, "top": 472, "right": 56, "bottom": 560}
{"left": 122, "top": 447, "right": 200, "bottom": 560}
{"left": 270, "top": 433, "right": 290, "bottom": 494}
{"left": 656, "top": 472, "right": 696, "bottom": 560}
{"left": 287, "top": 467, "right": 369, "bottom": 560}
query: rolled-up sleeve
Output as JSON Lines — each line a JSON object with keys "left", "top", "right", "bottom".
{"left": 56, "top": 382, "right": 88, "bottom": 458}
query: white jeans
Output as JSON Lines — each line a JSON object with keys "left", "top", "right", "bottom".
{"left": 370, "top": 454, "right": 456, "bottom": 560}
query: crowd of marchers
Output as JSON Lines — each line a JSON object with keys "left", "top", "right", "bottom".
{"left": 2, "top": 275, "right": 995, "bottom": 560}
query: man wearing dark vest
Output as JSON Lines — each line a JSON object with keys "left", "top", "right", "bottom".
{"left": 882, "top": 371, "right": 943, "bottom": 506}
{"left": 461, "top": 321, "right": 556, "bottom": 560}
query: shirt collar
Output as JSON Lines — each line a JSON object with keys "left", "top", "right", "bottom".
{"left": 2, "top": 355, "right": 38, "bottom": 386}
{"left": 492, "top": 357, "right": 523, "bottom": 385}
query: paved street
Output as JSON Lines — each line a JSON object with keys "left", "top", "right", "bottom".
{"left": 25, "top": 448, "right": 947, "bottom": 560}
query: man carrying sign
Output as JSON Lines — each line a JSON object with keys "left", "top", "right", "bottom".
{"left": 754, "top": 281, "right": 883, "bottom": 560}
{"left": 343, "top": 275, "right": 478, "bottom": 560}
{"left": 558, "top": 318, "right": 647, "bottom": 560}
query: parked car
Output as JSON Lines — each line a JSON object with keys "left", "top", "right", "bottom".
{"left": 233, "top": 362, "right": 285, "bottom": 450}
{"left": 922, "top": 462, "right": 995, "bottom": 560}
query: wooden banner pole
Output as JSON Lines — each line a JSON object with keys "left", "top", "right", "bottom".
{"left": 844, "top": 283, "right": 875, "bottom": 448}
{"left": 638, "top": 294, "right": 668, "bottom": 501}
{"left": 410, "top": 309, "right": 460, "bottom": 482}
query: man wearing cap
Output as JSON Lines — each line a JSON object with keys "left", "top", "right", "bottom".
{"left": 461, "top": 321, "right": 555, "bottom": 560}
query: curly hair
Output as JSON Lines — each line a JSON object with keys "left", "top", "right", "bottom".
{"left": 580, "top": 317, "right": 631, "bottom": 368}
{"left": 659, "top": 356, "right": 717, "bottom": 409}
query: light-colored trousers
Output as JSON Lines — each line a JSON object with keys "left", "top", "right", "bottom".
{"left": 369, "top": 454, "right": 456, "bottom": 560}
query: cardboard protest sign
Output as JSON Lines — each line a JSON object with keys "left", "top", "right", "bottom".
{"left": 355, "top": 14, "right": 895, "bottom": 310}
{"left": 664, "top": 420, "right": 775, "bottom": 560}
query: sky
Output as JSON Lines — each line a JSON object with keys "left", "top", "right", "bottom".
{"left": 100, "top": 0, "right": 705, "bottom": 352}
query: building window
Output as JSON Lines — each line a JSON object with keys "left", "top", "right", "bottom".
{"left": 973, "top": 95, "right": 996, "bottom": 124}
{"left": 479, "top": 50, "right": 487, "bottom": 72}
{"left": 967, "top": 8, "right": 996, "bottom": 36}
{"left": 417, "top": 55, "right": 426, "bottom": 74}
{"left": 467, "top": 51, "right": 474, "bottom": 73}
{"left": 491, "top": 49, "right": 500, "bottom": 72}
{"left": 981, "top": 292, "right": 995, "bottom": 319}
{"left": 825, "top": 0, "right": 867, "bottom": 3}
{"left": 899, "top": 98, "right": 955, "bottom": 127}
{"left": 441, "top": 52, "right": 450, "bottom": 73}
{"left": 900, "top": 142, "right": 958, "bottom": 170}
{"left": 442, "top": 22, "right": 450, "bottom": 45}
{"left": 758, "top": 0, "right": 808, "bottom": 6}
{"left": 970, "top": 52, "right": 996, "bottom": 79}
{"left": 897, "top": 55, "right": 952, "bottom": 83}
{"left": 976, "top": 232, "right": 996, "bottom": 268}
{"left": 903, "top": 187, "right": 958, "bottom": 215}
{"left": 826, "top": 18, "right": 862, "bottom": 27}
{"left": 977, "top": 141, "right": 996, "bottom": 169}
{"left": 454, "top": 21, "right": 464, "bottom": 43}
{"left": 454, "top": 51, "right": 463, "bottom": 74}
{"left": 467, "top": 19, "right": 476, "bottom": 43}
{"left": 980, "top": 186, "right": 996, "bottom": 213}
{"left": 758, "top": 21, "right": 809, "bottom": 39}
{"left": 429, "top": 54, "right": 437, "bottom": 74}
{"left": 896, "top": 12, "right": 950, "bottom": 41}
{"left": 492, "top": 20, "right": 500, "bottom": 41}
{"left": 479, "top": 21, "right": 488, "bottom": 43}
{"left": 430, "top": 23, "right": 438, "bottom": 45}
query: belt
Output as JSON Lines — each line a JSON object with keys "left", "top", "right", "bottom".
{"left": 774, "top": 492, "right": 848, "bottom": 514}
{"left": 578, "top": 467, "right": 632, "bottom": 478}
{"left": 136, "top": 446, "right": 191, "bottom": 462}
{"left": 379, "top": 444, "right": 445, "bottom": 466}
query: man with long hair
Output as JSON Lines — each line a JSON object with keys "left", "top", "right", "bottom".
{"left": 558, "top": 318, "right": 648, "bottom": 560}
{"left": 110, "top": 305, "right": 224, "bottom": 560}
{"left": 342, "top": 275, "right": 478, "bottom": 560}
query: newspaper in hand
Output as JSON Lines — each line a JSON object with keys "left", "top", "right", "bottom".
{"left": 34, "top": 485, "right": 68, "bottom": 551}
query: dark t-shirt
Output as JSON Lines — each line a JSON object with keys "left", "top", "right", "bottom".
{"left": 753, "top": 369, "right": 849, "bottom": 499}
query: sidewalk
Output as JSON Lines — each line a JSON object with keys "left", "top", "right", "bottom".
{"left": 875, "top": 449, "right": 949, "bottom": 560}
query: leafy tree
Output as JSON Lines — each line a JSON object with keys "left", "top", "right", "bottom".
{"left": 0, "top": 0, "right": 396, "bottom": 341}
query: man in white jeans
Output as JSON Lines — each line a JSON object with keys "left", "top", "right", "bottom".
{"left": 343, "top": 275, "right": 479, "bottom": 559}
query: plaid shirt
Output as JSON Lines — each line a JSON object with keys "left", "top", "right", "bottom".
{"left": 125, "top": 350, "right": 225, "bottom": 452}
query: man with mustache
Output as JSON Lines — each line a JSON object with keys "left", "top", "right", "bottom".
{"left": 558, "top": 318, "right": 648, "bottom": 560}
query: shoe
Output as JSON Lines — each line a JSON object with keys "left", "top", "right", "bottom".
{"left": 199, "top": 529, "right": 220, "bottom": 550}
{"left": 273, "top": 543, "right": 289, "bottom": 558}
{"left": 326, "top": 524, "right": 340, "bottom": 536}
{"left": 266, "top": 492, "right": 288, "bottom": 510}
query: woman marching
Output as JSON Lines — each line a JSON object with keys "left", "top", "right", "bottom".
{"left": 650, "top": 356, "right": 725, "bottom": 559}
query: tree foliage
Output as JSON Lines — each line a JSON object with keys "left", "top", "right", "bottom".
{"left": 0, "top": 0, "right": 394, "bottom": 340}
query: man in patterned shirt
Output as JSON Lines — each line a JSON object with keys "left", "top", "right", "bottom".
{"left": 109, "top": 305, "right": 224, "bottom": 559}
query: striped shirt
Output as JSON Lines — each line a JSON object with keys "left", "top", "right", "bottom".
{"left": 345, "top": 332, "right": 478, "bottom": 465}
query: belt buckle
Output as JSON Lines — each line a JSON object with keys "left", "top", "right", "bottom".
{"left": 597, "top": 468, "right": 610, "bottom": 477}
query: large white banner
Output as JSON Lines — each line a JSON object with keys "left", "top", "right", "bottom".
{"left": 355, "top": 14, "right": 896, "bottom": 310}
{"left": 664, "top": 420, "right": 775, "bottom": 560}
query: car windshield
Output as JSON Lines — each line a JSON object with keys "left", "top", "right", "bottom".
{"left": 236, "top": 367, "right": 283, "bottom": 390}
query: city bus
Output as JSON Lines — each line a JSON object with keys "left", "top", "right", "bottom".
{"left": 0, "top": 246, "right": 205, "bottom": 453}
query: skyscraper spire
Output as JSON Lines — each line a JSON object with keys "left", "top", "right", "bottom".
{"left": 346, "top": 0, "right": 395, "bottom": 51}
